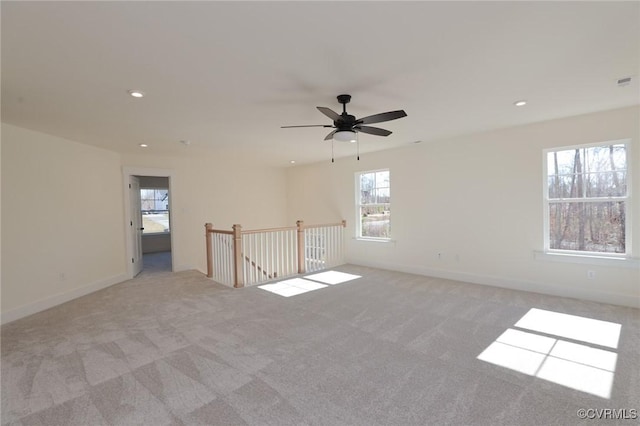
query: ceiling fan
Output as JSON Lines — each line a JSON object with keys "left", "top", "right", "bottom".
{"left": 281, "top": 94, "right": 407, "bottom": 144}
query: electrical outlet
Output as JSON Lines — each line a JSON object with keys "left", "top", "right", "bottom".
{"left": 587, "top": 270, "right": 596, "bottom": 280}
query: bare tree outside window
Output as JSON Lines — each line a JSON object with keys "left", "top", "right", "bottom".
{"left": 357, "top": 170, "right": 390, "bottom": 238}
{"left": 546, "top": 143, "right": 627, "bottom": 254}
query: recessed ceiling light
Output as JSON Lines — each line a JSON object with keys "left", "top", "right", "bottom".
{"left": 514, "top": 100, "right": 527, "bottom": 107}
{"left": 290, "top": 160, "right": 296, "bottom": 164}
{"left": 128, "top": 90, "right": 145, "bottom": 98}
{"left": 139, "top": 143, "right": 148, "bottom": 148}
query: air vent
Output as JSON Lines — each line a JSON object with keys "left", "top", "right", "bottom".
{"left": 617, "top": 76, "right": 632, "bottom": 87}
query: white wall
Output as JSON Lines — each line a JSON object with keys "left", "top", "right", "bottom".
{"left": 121, "top": 153, "right": 288, "bottom": 274}
{"left": 1, "top": 124, "right": 127, "bottom": 322}
{"left": 142, "top": 234, "right": 171, "bottom": 254}
{"left": 286, "top": 106, "right": 640, "bottom": 307}
{"left": 0, "top": 124, "right": 289, "bottom": 323}
{"left": 138, "top": 176, "right": 169, "bottom": 189}
{"left": 2, "top": 105, "right": 636, "bottom": 323}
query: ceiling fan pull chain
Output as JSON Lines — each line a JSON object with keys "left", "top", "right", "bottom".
{"left": 357, "top": 133, "right": 360, "bottom": 161}
{"left": 332, "top": 139, "right": 335, "bottom": 163}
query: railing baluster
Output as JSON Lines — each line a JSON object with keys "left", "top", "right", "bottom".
{"left": 227, "top": 233, "right": 231, "bottom": 285}
{"left": 253, "top": 234, "right": 257, "bottom": 284}
{"left": 218, "top": 236, "right": 222, "bottom": 282}
{"left": 243, "top": 234, "right": 248, "bottom": 285}
{"left": 274, "top": 231, "right": 279, "bottom": 279}
{"left": 252, "top": 234, "right": 256, "bottom": 284}
{"left": 218, "top": 235, "right": 223, "bottom": 282}
{"left": 247, "top": 233, "right": 252, "bottom": 285}
{"left": 221, "top": 236, "right": 225, "bottom": 279}
{"left": 250, "top": 233, "right": 254, "bottom": 285}
{"left": 331, "top": 226, "right": 336, "bottom": 266}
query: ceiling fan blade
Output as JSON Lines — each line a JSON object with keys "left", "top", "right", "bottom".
{"left": 324, "top": 130, "right": 337, "bottom": 141}
{"left": 317, "top": 106, "right": 342, "bottom": 121}
{"left": 281, "top": 125, "right": 333, "bottom": 128}
{"left": 356, "top": 110, "right": 407, "bottom": 125}
{"left": 355, "top": 126, "right": 392, "bottom": 137}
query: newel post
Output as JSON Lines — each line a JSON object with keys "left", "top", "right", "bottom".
{"left": 205, "top": 223, "right": 213, "bottom": 278}
{"left": 296, "top": 220, "right": 305, "bottom": 274}
{"left": 232, "top": 224, "right": 244, "bottom": 288}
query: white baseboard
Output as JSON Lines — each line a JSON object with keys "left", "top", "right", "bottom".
{"left": 348, "top": 259, "right": 640, "bottom": 309}
{"left": 174, "top": 264, "right": 197, "bottom": 273}
{"left": 1, "top": 273, "right": 128, "bottom": 325}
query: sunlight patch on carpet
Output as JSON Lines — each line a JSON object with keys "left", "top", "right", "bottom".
{"left": 478, "top": 309, "right": 620, "bottom": 399}
{"left": 258, "top": 270, "right": 361, "bottom": 297}
{"left": 515, "top": 308, "right": 621, "bottom": 349}
{"left": 258, "top": 278, "right": 327, "bottom": 297}
{"left": 304, "top": 271, "right": 362, "bottom": 285}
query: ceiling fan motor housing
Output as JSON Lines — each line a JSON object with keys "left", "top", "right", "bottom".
{"left": 335, "top": 114, "right": 356, "bottom": 130}
{"left": 337, "top": 94, "right": 351, "bottom": 104}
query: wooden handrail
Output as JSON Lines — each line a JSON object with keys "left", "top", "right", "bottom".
{"left": 242, "top": 226, "right": 297, "bottom": 234}
{"left": 208, "top": 229, "right": 234, "bottom": 235}
{"left": 302, "top": 220, "right": 347, "bottom": 229}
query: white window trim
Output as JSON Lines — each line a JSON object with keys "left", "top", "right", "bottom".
{"left": 534, "top": 250, "right": 639, "bottom": 268}
{"left": 355, "top": 168, "right": 391, "bottom": 241}
{"left": 541, "top": 139, "right": 633, "bottom": 263}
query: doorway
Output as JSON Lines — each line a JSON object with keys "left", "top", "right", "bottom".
{"left": 139, "top": 176, "right": 172, "bottom": 273}
{"left": 123, "top": 167, "right": 175, "bottom": 278}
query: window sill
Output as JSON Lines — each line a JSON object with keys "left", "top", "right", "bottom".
{"left": 534, "top": 251, "right": 639, "bottom": 269}
{"left": 353, "top": 237, "right": 396, "bottom": 244}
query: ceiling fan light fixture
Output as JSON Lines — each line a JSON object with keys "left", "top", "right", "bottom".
{"left": 334, "top": 130, "right": 357, "bottom": 143}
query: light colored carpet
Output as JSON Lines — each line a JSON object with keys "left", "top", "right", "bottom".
{"left": 1, "top": 263, "right": 638, "bottom": 425}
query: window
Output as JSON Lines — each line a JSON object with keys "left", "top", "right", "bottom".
{"left": 544, "top": 141, "right": 628, "bottom": 255}
{"left": 356, "top": 169, "right": 390, "bottom": 239}
{"left": 140, "top": 188, "right": 170, "bottom": 234}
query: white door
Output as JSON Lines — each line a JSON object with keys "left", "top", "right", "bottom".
{"left": 129, "top": 176, "right": 143, "bottom": 276}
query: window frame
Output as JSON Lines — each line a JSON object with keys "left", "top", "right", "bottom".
{"left": 355, "top": 168, "right": 391, "bottom": 241}
{"left": 542, "top": 139, "right": 632, "bottom": 259}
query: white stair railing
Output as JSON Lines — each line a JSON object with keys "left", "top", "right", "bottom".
{"left": 241, "top": 227, "right": 297, "bottom": 286}
{"left": 207, "top": 229, "right": 235, "bottom": 286}
{"left": 303, "top": 222, "right": 346, "bottom": 273}
{"left": 205, "top": 220, "right": 346, "bottom": 288}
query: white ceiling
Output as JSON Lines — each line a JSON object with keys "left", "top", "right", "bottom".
{"left": 2, "top": 1, "right": 639, "bottom": 166}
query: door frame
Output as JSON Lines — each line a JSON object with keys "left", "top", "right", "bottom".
{"left": 129, "top": 175, "right": 143, "bottom": 277}
{"left": 123, "top": 167, "right": 176, "bottom": 278}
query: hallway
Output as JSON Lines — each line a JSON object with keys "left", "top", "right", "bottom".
{"left": 140, "top": 251, "right": 172, "bottom": 276}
